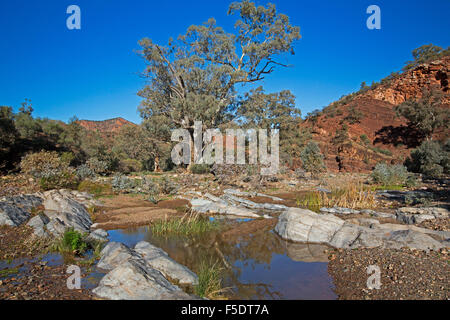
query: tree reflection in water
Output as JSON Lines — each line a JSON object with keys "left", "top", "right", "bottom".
{"left": 108, "top": 222, "right": 336, "bottom": 300}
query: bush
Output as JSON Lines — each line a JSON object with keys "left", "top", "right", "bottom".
{"left": 118, "top": 159, "right": 143, "bottom": 174}
{"left": 20, "top": 151, "right": 66, "bottom": 178}
{"left": 76, "top": 164, "right": 96, "bottom": 180}
{"left": 86, "top": 157, "right": 109, "bottom": 175}
{"left": 111, "top": 174, "right": 136, "bottom": 192}
{"left": 20, "top": 151, "right": 79, "bottom": 190}
{"left": 405, "top": 140, "right": 449, "bottom": 178}
{"left": 51, "top": 228, "right": 88, "bottom": 255}
{"left": 300, "top": 142, "right": 326, "bottom": 177}
{"left": 39, "top": 168, "right": 79, "bottom": 191}
{"left": 140, "top": 176, "right": 160, "bottom": 195}
{"left": 371, "top": 163, "right": 409, "bottom": 186}
{"left": 190, "top": 164, "right": 211, "bottom": 174}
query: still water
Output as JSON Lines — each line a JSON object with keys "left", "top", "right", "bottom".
{"left": 108, "top": 224, "right": 337, "bottom": 300}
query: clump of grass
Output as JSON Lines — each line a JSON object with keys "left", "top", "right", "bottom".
{"left": 151, "top": 212, "right": 220, "bottom": 236}
{"left": 51, "top": 228, "right": 89, "bottom": 256}
{"left": 297, "top": 184, "right": 377, "bottom": 210}
{"left": 194, "top": 260, "right": 226, "bottom": 299}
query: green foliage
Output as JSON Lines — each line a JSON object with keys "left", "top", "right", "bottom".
{"left": 194, "top": 260, "right": 224, "bottom": 299}
{"left": 111, "top": 174, "right": 136, "bottom": 192}
{"left": 403, "top": 44, "right": 450, "bottom": 71}
{"left": 86, "top": 157, "right": 109, "bottom": 175}
{"left": 332, "top": 124, "right": 349, "bottom": 146}
{"left": 371, "top": 163, "right": 410, "bottom": 186}
{"left": 300, "top": 141, "right": 326, "bottom": 177}
{"left": 395, "top": 88, "right": 448, "bottom": 140}
{"left": 138, "top": 0, "right": 301, "bottom": 155}
{"left": 405, "top": 140, "right": 449, "bottom": 178}
{"left": 151, "top": 215, "right": 220, "bottom": 236}
{"left": 368, "top": 146, "right": 393, "bottom": 156}
{"left": 51, "top": 228, "right": 88, "bottom": 255}
{"left": 75, "top": 164, "right": 96, "bottom": 180}
{"left": 39, "top": 169, "right": 79, "bottom": 191}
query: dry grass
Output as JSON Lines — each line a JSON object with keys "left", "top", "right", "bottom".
{"left": 297, "top": 183, "right": 377, "bottom": 211}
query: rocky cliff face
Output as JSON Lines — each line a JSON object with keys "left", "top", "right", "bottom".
{"left": 304, "top": 56, "right": 450, "bottom": 173}
{"left": 365, "top": 57, "right": 449, "bottom": 105}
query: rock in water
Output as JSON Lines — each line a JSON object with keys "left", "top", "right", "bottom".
{"left": 134, "top": 241, "right": 198, "bottom": 286}
{"left": 92, "top": 259, "right": 190, "bottom": 300}
{"left": 274, "top": 207, "right": 447, "bottom": 251}
{"left": 96, "top": 242, "right": 142, "bottom": 271}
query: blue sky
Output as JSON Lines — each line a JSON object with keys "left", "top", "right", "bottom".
{"left": 1, "top": 0, "right": 449, "bottom": 124}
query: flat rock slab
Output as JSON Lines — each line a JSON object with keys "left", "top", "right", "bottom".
{"left": 275, "top": 207, "right": 447, "bottom": 252}
{"left": 135, "top": 241, "right": 198, "bottom": 286}
{"left": 94, "top": 241, "right": 198, "bottom": 300}
{"left": 93, "top": 259, "right": 191, "bottom": 300}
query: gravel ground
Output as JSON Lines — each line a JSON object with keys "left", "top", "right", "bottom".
{"left": 328, "top": 247, "right": 449, "bottom": 300}
{"left": 0, "top": 261, "right": 93, "bottom": 300}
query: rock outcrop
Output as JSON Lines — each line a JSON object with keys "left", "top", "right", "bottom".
{"left": 184, "top": 189, "right": 285, "bottom": 219}
{"left": 275, "top": 207, "right": 448, "bottom": 251}
{"left": 0, "top": 189, "right": 104, "bottom": 240}
{"left": 93, "top": 241, "right": 198, "bottom": 300}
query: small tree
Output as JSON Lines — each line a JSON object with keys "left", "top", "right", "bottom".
{"left": 403, "top": 44, "right": 449, "bottom": 71}
{"left": 395, "top": 88, "right": 448, "bottom": 141}
{"left": 405, "top": 140, "right": 449, "bottom": 178}
{"left": 300, "top": 141, "right": 326, "bottom": 177}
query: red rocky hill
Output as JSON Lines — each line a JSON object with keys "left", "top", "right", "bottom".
{"left": 77, "top": 117, "right": 136, "bottom": 135}
{"left": 303, "top": 56, "right": 450, "bottom": 173}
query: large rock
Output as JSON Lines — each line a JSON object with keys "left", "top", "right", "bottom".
{"left": 396, "top": 207, "right": 449, "bottom": 225}
{"left": 0, "top": 202, "right": 32, "bottom": 226}
{"left": 274, "top": 208, "right": 344, "bottom": 244}
{"left": 190, "top": 198, "right": 262, "bottom": 218}
{"left": 274, "top": 207, "right": 447, "bottom": 251}
{"left": 94, "top": 241, "right": 198, "bottom": 300}
{"left": 42, "top": 190, "right": 92, "bottom": 233}
{"left": 0, "top": 194, "right": 43, "bottom": 227}
{"left": 92, "top": 259, "right": 191, "bottom": 300}
{"left": 96, "top": 242, "right": 142, "bottom": 271}
{"left": 135, "top": 241, "right": 198, "bottom": 286}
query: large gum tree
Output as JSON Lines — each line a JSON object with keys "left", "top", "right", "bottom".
{"left": 137, "top": 0, "right": 301, "bottom": 163}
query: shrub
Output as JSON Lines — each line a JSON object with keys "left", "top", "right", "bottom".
{"left": 190, "top": 164, "right": 211, "bottom": 174}
{"left": 405, "top": 140, "right": 449, "bottom": 178}
{"left": 51, "top": 228, "right": 88, "bottom": 255}
{"left": 118, "top": 158, "right": 143, "bottom": 174}
{"left": 20, "top": 151, "right": 66, "bottom": 178}
{"left": 111, "top": 174, "right": 136, "bottom": 192}
{"left": 39, "top": 168, "right": 79, "bottom": 191}
{"left": 300, "top": 142, "right": 326, "bottom": 177}
{"left": 76, "top": 164, "right": 96, "bottom": 180}
{"left": 371, "top": 163, "right": 409, "bottom": 186}
{"left": 159, "top": 176, "right": 179, "bottom": 195}
{"left": 20, "top": 151, "right": 79, "bottom": 190}
{"left": 140, "top": 176, "right": 160, "bottom": 195}
{"left": 86, "top": 157, "right": 109, "bottom": 175}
